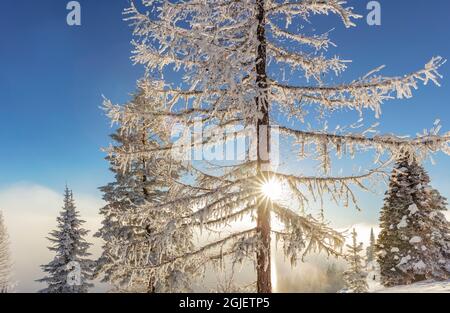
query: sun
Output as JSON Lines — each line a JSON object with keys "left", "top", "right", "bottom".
{"left": 261, "top": 178, "right": 283, "bottom": 201}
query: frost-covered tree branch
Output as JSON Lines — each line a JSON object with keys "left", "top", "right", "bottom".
{"left": 271, "top": 57, "right": 446, "bottom": 117}
{"left": 98, "top": 0, "right": 449, "bottom": 292}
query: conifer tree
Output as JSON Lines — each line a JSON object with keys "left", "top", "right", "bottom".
{"left": 366, "top": 228, "right": 376, "bottom": 264}
{"left": 103, "top": 0, "right": 450, "bottom": 292}
{"left": 366, "top": 228, "right": 380, "bottom": 285}
{"left": 343, "top": 229, "right": 368, "bottom": 293}
{"left": 377, "top": 156, "right": 450, "bottom": 286}
{"left": 97, "top": 89, "right": 194, "bottom": 292}
{"left": 0, "top": 210, "right": 12, "bottom": 293}
{"left": 38, "top": 187, "right": 93, "bottom": 293}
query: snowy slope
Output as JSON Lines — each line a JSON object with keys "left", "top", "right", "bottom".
{"left": 373, "top": 280, "right": 450, "bottom": 293}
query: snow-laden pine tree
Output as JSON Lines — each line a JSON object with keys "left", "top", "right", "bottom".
{"left": 366, "top": 228, "right": 376, "bottom": 264}
{"left": 376, "top": 156, "right": 450, "bottom": 287}
{"left": 104, "top": 0, "right": 450, "bottom": 292}
{"left": 97, "top": 89, "right": 194, "bottom": 292}
{"left": 38, "top": 187, "right": 94, "bottom": 293}
{"left": 342, "top": 229, "right": 368, "bottom": 293}
{"left": 365, "top": 228, "right": 380, "bottom": 286}
{"left": 0, "top": 210, "right": 12, "bottom": 293}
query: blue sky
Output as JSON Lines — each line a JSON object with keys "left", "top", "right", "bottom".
{"left": 1, "top": 0, "right": 450, "bottom": 223}
{"left": 0, "top": 0, "right": 143, "bottom": 195}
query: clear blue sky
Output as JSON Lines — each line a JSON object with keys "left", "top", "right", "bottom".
{"left": 1, "top": 0, "right": 450, "bottom": 225}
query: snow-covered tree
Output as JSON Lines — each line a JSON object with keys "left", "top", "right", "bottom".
{"left": 376, "top": 157, "right": 450, "bottom": 286}
{"left": 97, "top": 89, "right": 194, "bottom": 292}
{"left": 366, "top": 228, "right": 376, "bottom": 264}
{"left": 365, "top": 228, "right": 381, "bottom": 287}
{"left": 342, "top": 229, "right": 368, "bottom": 293}
{"left": 0, "top": 210, "right": 12, "bottom": 293}
{"left": 38, "top": 187, "right": 93, "bottom": 293}
{"left": 103, "top": 0, "right": 450, "bottom": 292}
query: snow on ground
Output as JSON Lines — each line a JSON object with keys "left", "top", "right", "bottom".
{"left": 373, "top": 280, "right": 450, "bottom": 293}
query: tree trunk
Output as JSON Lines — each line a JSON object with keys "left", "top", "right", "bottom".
{"left": 141, "top": 128, "right": 156, "bottom": 294}
{"left": 255, "top": 0, "right": 272, "bottom": 294}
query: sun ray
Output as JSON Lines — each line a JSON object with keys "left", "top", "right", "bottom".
{"left": 260, "top": 178, "right": 283, "bottom": 202}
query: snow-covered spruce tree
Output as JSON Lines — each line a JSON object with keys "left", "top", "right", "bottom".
{"left": 38, "top": 187, "right": 93, "bottom": 293}
{"left": 342, "top": 229, "right": 368, "bottom": 293}
{"left": 104, "top": 0, "right": 450, "bottom": 292}
{"left": 0, "top": 210, "right": 12, "bottom": 293}
{"left": 366, "top": 228, "right": 376, "bottom": 264}
{"left": 97, "top": 89, "right": 194, "bottom": 292}
{"left": 376, "top": 156, "right": 450, "bottom": 287}
{"left": 365, "top": 228, "right": 380, "bottom": 285}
